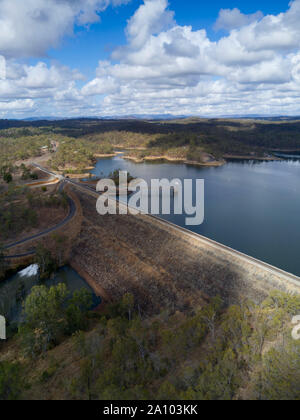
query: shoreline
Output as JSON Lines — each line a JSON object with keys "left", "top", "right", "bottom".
{"left": 93, "top": 153, "right": 118, "bottom": 158}
{"left": 123, "top": 155, "right": 225, "bottom": 167}
{"left": 267, "top": 148, "right": 300, "bottom": 152}
{"left": 114, "top": 146, "right": 147, "bottom": 151}
{"left": 224, "top": 154, "right": 282, "bottom": 161}
{"left": 185, "top": 159, "right": 226, "bottom": 167}
{"left": 76, "top": 149, "right": 285, "bottom": 180}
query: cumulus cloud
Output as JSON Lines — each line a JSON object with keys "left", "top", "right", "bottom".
{"left": 0, "top": 56, "right": 5, "bottom": 80}
{"left": 0, "top": 99, "right": 34, "bottom": 115}
{"left": 80, "top": 0, "right": 300, "bottom": 117}
{"left": 0, "top": 0, "right": 132, "bottom": 58}
{"left": 3, "top": 0, "right": 300, "bottom": 117}
{"left": 0, "top": 59, "right": 90, "bottom": 118}
{"left": 0, "top": 0, "right": 131, "bottom": 116}
{"left": 82, "top": 75, "right": 119, "bottom": 96}
{"left": 126, "top": 0, "right": 175, "bottom": 49}
{"left": 214, "top": 8, "right": 263, "bottom": 31}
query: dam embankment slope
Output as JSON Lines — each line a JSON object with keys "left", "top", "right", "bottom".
{"left": 70, "top": 187, "right": 300, "bottom": 314}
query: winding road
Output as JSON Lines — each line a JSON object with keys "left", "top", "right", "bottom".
{"left": 3, "top": 174, "right": 76, "bottom": 259}
{"left": 3, "top": 163, "right": 106, "bottom": 259}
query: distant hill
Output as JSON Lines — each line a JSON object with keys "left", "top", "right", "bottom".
{"left": 22, "top": 117, "right": 66, "bottom": 121}
{"left": 17, "top": 114, "right": 300, "bottom": 123}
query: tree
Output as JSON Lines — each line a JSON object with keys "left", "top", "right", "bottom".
{"left": 21, "top": 166, "right": 31, "bottom": 180}
{"left": 121, "top": 293, "right": 135, "bottom": 321}
{"left": 109, "top": 169, "right": 134, "bottom": 186}
{"left": 3, "top": 172, "right": 12, "bottom": 183}
{"left": 65, "top": 289, "right": 93, "bottom": 335}
{"left": 157, "top": 381, "right": 178, "bottom": 400}
{"left": 199, "top": 296, "right": 223, "bottom": 341}
{"left": 129, "top": 318, "right": 148, "bottom": 360}
{"left": 35, "top": 243, "right": 57, "bottom": 280}
{"left": 30, "top": 172, "right": 38, "bottom": 180}
{"left": 192, "top": 347, "right": 243, "bottom": 400}
{"left": 220, "top": 303, "right": 252, "bottom": 358}
{"left": 19, "top": 284, "right": 93, "bottom": 357}
{"left": 71, "top": 331, "right": 104, "bottom": 400}
{"left": 252, "top": 339, "right": 300, "bottom": 400}
{"left": 77, "top": 357, "right": 95, "bottom": 400}
{"left": 20, "top": 284, "right": 69, "bottom": 356}
{"left": 52, "top": 234, "right": 67, "bottom": 267}
{"left": 0, "top": 245, "right": 7, "bottom": 280}
{"left": 0, "top": 362, "right": 25, "bottom": 400}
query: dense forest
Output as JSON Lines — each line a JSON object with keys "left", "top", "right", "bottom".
{"left": 2, "top": 117, "right": 300, "bottom": 143}
{"left": 0, "top": 132, "right": 51, "bottom": 168}
{"left": 49, "top": 137, "right": 113, "bottom": 172}
{"left": 0, "top": 288, "right": 299, "bottom": 400}
{"left": 2, "top": 118, "right": 300, "bottom": 152}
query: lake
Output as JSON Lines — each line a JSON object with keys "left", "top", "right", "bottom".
{"left": 0, "top": 265, "right": 101, "bottom": 324}
{"left": 92, "top": 154, "right": 300, "bottom": 277}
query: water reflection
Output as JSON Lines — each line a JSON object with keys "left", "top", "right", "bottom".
{"left": 91, "top": 156, "right": 300, "bottom": 277}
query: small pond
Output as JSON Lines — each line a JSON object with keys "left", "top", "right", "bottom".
{"left": 0, "top": 265, "right": 101, "bottom": 324}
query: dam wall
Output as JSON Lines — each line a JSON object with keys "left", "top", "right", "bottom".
{"left": 148, "top": 214, "right": 300, "bottom": 296}
{"left": 71, "top": 187, "right": 300, "bottom": 314}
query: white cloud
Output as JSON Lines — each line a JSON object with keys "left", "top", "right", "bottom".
{"left": 2, "top": 0, "right": 300, "bottom": 117}
{"left": 0, "top": 0, "right": 132, "bottom": 58}
{"left": 0, "top": 0, "right": 130, "bottom": 116}
{"left": 0, "top": 60, "right": 89, "bottom": 118}
{"left": 82, "top": 76, "right": 119, "bottom": 96}
{"left": 0, "top": 56, "right": 5, "bottom": 79}
{"left": 0, "top": 99, "right": 34, "bottom": 111}
{"left": 214, "top": 8, "right": 263, "bottom": 31}
{"left": 126, "top": 0, "right": 175, "bottom": 49}
{"left": 80, "top": 0, "right": 300, "bottom": 117}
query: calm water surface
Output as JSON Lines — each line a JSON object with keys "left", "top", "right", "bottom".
{"left": 92, "top": 155, "right": 300, "bottom": 277}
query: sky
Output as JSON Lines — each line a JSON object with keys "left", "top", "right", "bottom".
{"left": 1, "top": 0, "right": 300, "bottom": 118}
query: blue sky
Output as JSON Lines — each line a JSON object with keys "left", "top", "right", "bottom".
{"left": 48, "top": 0, "right": 291, "bottom": 78}
{"left": 0, "top": 0, "right": 299, "bottom": 118}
